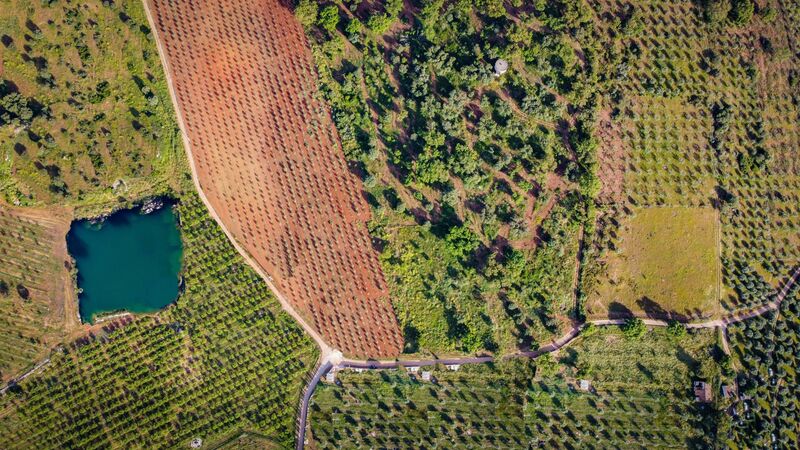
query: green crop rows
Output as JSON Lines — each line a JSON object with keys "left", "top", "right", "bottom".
{"left": 582, "top": 0, "right": 800, "bottom": 316}
{"left": 726, "top": 287, "right": 800, "bottom": 448}
{"left": 310, "top": 327, "right": 720, "bottom": 449}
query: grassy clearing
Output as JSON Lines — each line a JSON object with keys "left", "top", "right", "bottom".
{"left": 0, "top": 0, "right": 184, "bottom": 212}
{"left": 309, "top": 327, "right": 719, "bottom": 449}
{"left": 0, "top": 203, "right": 77, "bottom": 382}
{"left": 587, "top": 207, "right": 720, "bottom": 320}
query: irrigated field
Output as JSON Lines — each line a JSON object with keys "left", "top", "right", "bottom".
{"left": 145, "top": 0, "right": 402, "bottom": 357}
{"left": 0, "top": 203, "right": 77, "bottom": 382}
{"left": 308, "top": 327, "right": 719, "bottom": 449}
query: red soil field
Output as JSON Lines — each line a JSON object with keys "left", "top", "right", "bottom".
{"left": 146, "top": 0, "right": 403, "bottom": 357}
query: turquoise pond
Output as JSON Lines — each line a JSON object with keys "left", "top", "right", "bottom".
{"left": 67, "top": 203, "right": 183, "bottom": 323}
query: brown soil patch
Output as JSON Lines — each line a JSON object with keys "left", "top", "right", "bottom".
{"left": 596, "top": 107, "right": 626, "bottom": 203}
{"left": 0, "top": 202, "right": 78, "bottom": 382}
{"left": 147, "top": 0, "right": 403, "bottom": 357}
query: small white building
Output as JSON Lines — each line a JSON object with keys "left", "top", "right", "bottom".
{"left": 325, "top": 371, "right": 336, "bottom": 383}
{"left": 421, "top": 371, "right": 432, "bottom": 381}
{"left": 579, "top": 380, "right": 591, "bottom": 391}
{"left": 445, "top": 364, "right": 461, "bottom": 371}
{"left": 190, "top": 438, "right": 202, "bottom": 449}
{"left": 353, "top": 368, "right": 366, "bottom": 373}
{"left": 494, "top": 59, "right": 509, "bottom": 77}
{"left": 406, "top": 366, "right": 420, "bottom": 374}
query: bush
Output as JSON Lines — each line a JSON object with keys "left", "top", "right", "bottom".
{"left": 730, "top": 0, "right": 754, "bottom": 25}
{"left": 621, "top": 318, "right": 646, "bottom": 338}
{"left": 0, "top": 280, "right": 9, "bottom": 296}
{"left": 445, "top": 225, "right": 480, "bottom": 263}
{"left": 294, "top": 0, "right": 318, "bottom": 29}
{"left": 318, "top": 5, "right": 339, "bottom": 33}
{"left": 703, "top": 0, "right": 731, "bottom": 24}
{"left": 667, "top": 320, "right": 687, "bottom": 338}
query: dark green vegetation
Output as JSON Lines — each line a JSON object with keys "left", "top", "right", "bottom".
{"left": 0, "top": 193, "right": 318, "bottom": 448}
{"left": 582, "top": 0, "right": 800, "bottom": 317}
{"left": 725, "top": 286, "right": 800, "bottom": 449}
{"left": 68, "top": 203, "right": 182, "bottom": 323}
{"left": 299, "top": 0, "right": 602, "bottom": 354}
{"left": 0, "top": 0, "right": 184, "bottom": 213}
{"left": 309, "top": 327, "right": 721, "bottom": 449}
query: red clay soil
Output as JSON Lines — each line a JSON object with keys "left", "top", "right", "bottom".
{"left": 147, "top": 0, "right": 403, "bottom": 357}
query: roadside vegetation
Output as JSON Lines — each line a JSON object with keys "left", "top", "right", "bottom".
{"left": 0, "top": 193, "right": 318, "bottom": 448}
{"left": 0, "top": 0, "right": 184, "bottom": 215}
{"left": 309, "top": 326, "right": 720, "bottom": 449}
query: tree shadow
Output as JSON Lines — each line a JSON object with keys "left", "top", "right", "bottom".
{"left": 607, "top": 301, "right": 634, "bottom": 319}
{"left": 635, "top": 296, "right": 687, "bottom": 321}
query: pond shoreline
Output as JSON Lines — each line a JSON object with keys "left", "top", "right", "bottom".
{"left": 67, "top": 200, "right": 183, "bottom": 324}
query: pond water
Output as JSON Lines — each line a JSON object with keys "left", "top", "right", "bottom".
{"left": 67, "top": 203, "right": 183, "bottom": 323}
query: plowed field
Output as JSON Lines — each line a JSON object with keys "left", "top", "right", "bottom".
{"left": 146, "top": 0, "right": 402, "bottom": 357}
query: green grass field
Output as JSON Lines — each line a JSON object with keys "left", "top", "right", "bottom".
{"left": 0, "top": 0, "right": 184, "bottom": 214}
{"left": 309, "top": 327, "right": 720, "bottom": 449}
{"left": 587, "top": 207, "right": 720, "bottom": 320}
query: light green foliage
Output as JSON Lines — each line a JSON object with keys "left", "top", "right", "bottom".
{"left": 667, "top": 320, "right": 687, "bottom": 338}
{"left": 621, "top": 317, "right": 646, "bottom": 338}
{"left": 366, "top": 13, "right": 393, "bottom": 34}
{"left": 445, "top": 225, "right": 480, "bottom": 262}
{"left": 0, "top": 193, "right": 318, "bottom": 448}
{"left": 0, "top": 0, "right": 183, "bottom": 208}
{"left": 317, "top": 5, "right": 339, "bottom": 33}
{"left": 294, "top": 0, "right": 318, "bottom": 29}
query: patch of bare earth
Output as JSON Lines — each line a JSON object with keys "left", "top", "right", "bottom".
{"left": 596, "top": 107, "right": 627, "bottom": 203}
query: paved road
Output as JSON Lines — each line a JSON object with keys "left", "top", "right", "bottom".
{"left": 295, "top": 361, "right": 332, "bottom": 450}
